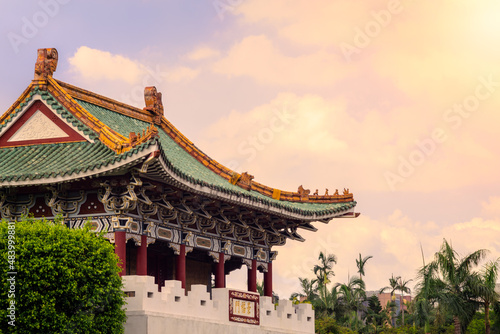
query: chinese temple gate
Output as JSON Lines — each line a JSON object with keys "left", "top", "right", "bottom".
{"left": 0, "top": 49, "right": 358, "bottom": 333}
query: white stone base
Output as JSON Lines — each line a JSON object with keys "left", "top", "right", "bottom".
{"left": 123, "top": 275, "right": 314, "bottom": 334}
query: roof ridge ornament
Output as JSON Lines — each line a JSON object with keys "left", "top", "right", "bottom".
{"left": 144, "top": 86, "right": 164, "bottom": 125}
{"left": 297, "top": 185, "right": 310, "bottom": 201}
{"left": 239, "top": 172, "right": 254, "bottom": 191}
{"left": 34, "top": 48, "right": 58, "bottom": 82}
{"left": 125, "top": 124, "right": 158, "bottom": 150}
{"left": 229, "top": 172, "right": 254, "bottom": 191}
{"left": 300, "top": 187, "right": 354, "bottom": 202}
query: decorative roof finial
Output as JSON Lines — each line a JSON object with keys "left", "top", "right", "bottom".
{"left": 297, "top": 185, "right": 310, "bottom": 201}
{"left": 238, "top": 172, "right": 254, "bottom": 191}
{"left": 34, "top": 48, "right": 58, "bottom": 80}
{"left": 144, "top": 86, "right": 164, "bottom": 125}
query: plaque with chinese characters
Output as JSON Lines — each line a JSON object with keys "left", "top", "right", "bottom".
{"left": 228, "top": 290, "right": 260, "bottom": 325}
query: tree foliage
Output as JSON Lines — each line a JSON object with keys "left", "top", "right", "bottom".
{"left": 291, "top": 241, "right": 500, "bottom": 334}
{"left": 314, "top": 252, "right": 338, "bottom": 286}
{"left": 315, "top": 316, "right": 356, "bottom": 334}
{"left": 470, "top": 259, "right": 500, "bottom": 334}
{"left": 366, "top": 295, "right": 389, "bottom": 333}
{"left": 416, "top": 239, "right": 488, "bottom": 334}
{"left": 0, "top": 217, "right": 126, "bottom": 333}
{"left": 356, "top": 253, "right": 373, "bottom": 281}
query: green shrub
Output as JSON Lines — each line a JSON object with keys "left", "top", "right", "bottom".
{"left": 316, "top": 316, "right": 356, "bottom": 334}
{"left": 0, "top": 217, "right": 126, "bottom": 333}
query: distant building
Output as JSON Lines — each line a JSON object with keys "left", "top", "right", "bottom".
{"left": 377, "top": 292, "right": 411, "bottom": 316}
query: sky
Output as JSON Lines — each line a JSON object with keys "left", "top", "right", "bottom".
{"left": 1, "top": 0, "right": 500, "bottom": 298}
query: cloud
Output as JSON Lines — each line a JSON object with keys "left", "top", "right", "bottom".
{"left": 197, "top": 91, "right": 500, "bottom": 193}
{"left": 69, "top": 46, "right": 144, "bottom": 84}
{"left": 482, "top": 197, "right": 500, "bottom": 219}
{"left": 199, "top": 1, "right": 500, "bottom": 194}
{"left": 186, "top": 46, "right": 220, "bottom": 61}
{"left": 213, "top": 35, "right": 349, "bottom": 86}
{"left": 166, "top": 66, "right": 200, "bottom": 83}
{"left": 68, "top": 46, "right": 199, "bottom": 86}
{"left": 228, "top": 207, "right": 500, "bottom": 300}
{"left": 66, "top": 46, "right": 200, "bottom": 107}
{"left": 234, "top": 0, "right": 374, "bottom": 47}
{"left": 441, "top": 218, "right": 500, "bottom": 257}
{"left": 266, "top": 210, "right": 500, "bottom": 299}
{"left": 230, "top": 1, "right": 500, "bottom": 114}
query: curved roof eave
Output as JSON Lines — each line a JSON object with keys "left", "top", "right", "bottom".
{"left": 0, "top": 144, "right": 156, "bottom": 188}
{"left": 143, "top": 149, "right": 357, "bottom": 222}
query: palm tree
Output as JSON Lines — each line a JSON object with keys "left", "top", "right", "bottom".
{"left": 380, "top": 274, "right": 401, "bottom": 327}
{"left": 337, "top": 276, "right": 366, "bottom": 331}
{"left": 420, "top": 239, "right": 488, "bottom": 334}
{"left": 471, "top": 259, "right": 500, "bottom": 334}
{"left": 310, "top": 252, "right": 338, "bottom": 317}
{"left": 313, "top": 252, "right": 337, "bottom": 286}
{"left": 397, "top": 277, "right": 412, "bottom": 327}
{"left": 415, "top": 243, "right": 432, "bottom": 333}
{"left": 380, "top": 274, "right": 401, "bottom": 296}
{"left": 356, "top": 253, "right": 373, "bottom": 281}
{"left": 290, "top": 277, "right": 317, "bottom": 303}
{"left": 314, "top": 284, "right": 340, "bottom": 318}
{"left": 313, "top": 252, "right": 337, "bottom": 305}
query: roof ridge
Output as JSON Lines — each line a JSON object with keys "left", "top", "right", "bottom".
{"left": 158, "top": 116, "right": 354, "bottom": 203}
{"left": 48, "top": 78, "right": 129, "bottom": 149}
{"left": 55, "top": 81, "right": 355, "bottom": 204}
{"left": 55, "top": 79, "right": 153, "bottom": 123}
{"left": 53, "top": 80, "right": 161, "bottom": 154}
{"left": 0, "top": 83, "right": 35, "bottom": 129}
{"left": 0, "top": 85, "right": 100, "bottom": 145}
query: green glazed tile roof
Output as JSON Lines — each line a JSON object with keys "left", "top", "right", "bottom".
{"left": 0, "top": 89, "right": 153, "bottom": 183}
{"left": 0, "top": 88, "right": 98, "bottom": 140}
{"left": 76, "top": 99, "right": 149, "bottom": 136}
{"left": 76, "top": 100, "right": 356, "bottom": 217}
{"left": 0, "top": 141, "right": 153, "bottom": 182}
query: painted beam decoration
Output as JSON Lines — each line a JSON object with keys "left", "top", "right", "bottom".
{"left": 228, "top": 290, "right": 260, "bottom": 325}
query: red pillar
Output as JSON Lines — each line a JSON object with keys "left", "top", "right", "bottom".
{"left": 137, "top": 235, "right": 148, "bottom": 276}
{"left": 248, "top": 259, "right": 257, "bottom": 292}
{"left": 264, "top": 262, "right": 273, "bottom": 297}
{"left": 176, "top": 244, "right": 186, "bottom": 289}
{"left": 215, "top": 252, "right": 225, "bottom": 288}
{"left": 114, "top": 231, "right": 126, "bottom": 277}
